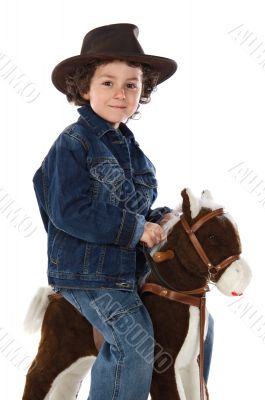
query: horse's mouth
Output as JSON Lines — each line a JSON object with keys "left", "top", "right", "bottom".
{"left": 231, "top": 291, "right": 243, "bottom": 296}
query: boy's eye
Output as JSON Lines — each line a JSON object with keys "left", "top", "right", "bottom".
{"left": 101, "top": 81, "right": 139, "bottom": 89}
{"left": 102, "top": 81, "right": 112, "bottom": 86}
{"left": 127, "top": 83, "right": 137, "bottom": 89}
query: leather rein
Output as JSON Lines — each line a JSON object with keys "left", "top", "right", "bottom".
{"left": 141, "top": 208, "right": 241, "bottom": 400}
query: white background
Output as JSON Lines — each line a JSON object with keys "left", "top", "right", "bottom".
{"left": 1, "top": 0, "right": 265, "bottom": 399}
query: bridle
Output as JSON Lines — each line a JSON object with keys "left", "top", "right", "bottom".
{"left": 141, "top": 207, "right": 241, "bottom": 400}
{"left": 142, "top": 208, "right": 241, "bottom": 294}
{"left": 180, "top": 208, "right": 241, "bottom": 280}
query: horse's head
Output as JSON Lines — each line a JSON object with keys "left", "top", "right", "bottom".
{"left": 151, "top": 188, "right": 252, "bottom": 296}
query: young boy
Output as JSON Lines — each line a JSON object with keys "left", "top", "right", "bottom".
{"left": 32, "top": 23, "right": 212, "bottom": 399}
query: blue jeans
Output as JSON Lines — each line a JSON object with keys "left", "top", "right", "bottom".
{"left": 55, "top": 287, "right": 214, "bottom": 399}
{"left": 204, "top": 313, "right": 214, "bottom": 383}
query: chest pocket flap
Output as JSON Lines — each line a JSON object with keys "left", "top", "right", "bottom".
{"left": 133, "top": 170, "right": 158, "bottom": 188}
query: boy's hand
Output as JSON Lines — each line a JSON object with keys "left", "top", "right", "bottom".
{"left": 140, "top": 222, "right": 167, "bottom": 248}
{"left": 158, "top": 212, "right": 176, "bottom": 227}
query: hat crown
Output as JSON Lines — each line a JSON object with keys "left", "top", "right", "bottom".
{"left": 80, "top": 23, "right": 145, "bottom": 57}
{"left": 51, "top": 23, "right": 177, "bottom": 94}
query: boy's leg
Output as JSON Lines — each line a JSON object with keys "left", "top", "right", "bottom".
{"left": 58, "top": 288, "right": 154, "bottom": 400}
{"left": 204, "top": 313, "right": 214, "bottom": 383}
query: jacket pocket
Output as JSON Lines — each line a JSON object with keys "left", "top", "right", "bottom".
{"left": 49, "top": 226, "right": 87, "bottom": 275}
{"left": 89, "top": 158, "right": 126, "bottom": 206}
{"left": 50, "top": 229, "right": 68, "bottom": 266}
{"left": 131, "top": 170, "right": 158, "bottom": 214}
{"left": 83, "top": 243, "right": 136, "bottom": 281}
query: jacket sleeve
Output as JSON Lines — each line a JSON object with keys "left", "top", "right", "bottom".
{"left": 43, "top": 132, "right": 145, "bottom": 249}
{"left": 146, "top": 206, "right": 173, "bottom": 224}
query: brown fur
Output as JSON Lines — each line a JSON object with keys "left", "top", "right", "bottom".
{"left": 22, "top": 189, "right": 242, "bottom": 399}
{"left": 23, "top": 297, "right": 98, "bottom": 399}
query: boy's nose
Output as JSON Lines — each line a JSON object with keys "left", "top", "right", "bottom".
{"left": 114, "top": 88, "right": 126, "bottom": 99}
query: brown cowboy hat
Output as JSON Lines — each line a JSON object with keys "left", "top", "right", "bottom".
{"left": 51, "top": 23, "right": 177, "bottom": 94}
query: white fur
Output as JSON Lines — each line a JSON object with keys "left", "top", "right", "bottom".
{"left": 150, "top": 211, "right": 180, "bottom": 256}
{"left": 175, "top": 306, "right": 208, "bottom": 399}
{"left": 24, "top": 190, "right": 251, "bottom": 399}
{"left": 201, "top": 190, "right": 213, "bottom": 201}
{"left": 44, "top": 356, "right": 95, "bottom": 400}
{"left": 186, "top": 188, "right": 201, "bottom": 218}
{"left": 150, "top": 189, "right": 251, "bottom": 398}
{"left": 175, "top": 370, "right": 186, "bottom": 400}
{"left": 150, "top": 189, "right": 223, "bottom": 256}
{"left": 216, "top": 258, "right": 252, "bottom": 296}
{"left": 24, "top": 287, "right": 54, "bottom": 333}
{"left": 200, "top": 189, "right": 223, "bottom": 211}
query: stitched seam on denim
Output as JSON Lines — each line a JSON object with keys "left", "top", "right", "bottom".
{"left": 108, "top": 319, "right": 125, "bottom": 399}
{"left": 50, "top": 229, "right": 62, "bottom": 265}
{"left": 87, "top": 291, "right": 141, "bottom": 321}
{"left": 83, "top": 243, "right": 91, "bottom": 273}
{"left": 67, "top": 289, "right": 82, "bottom": 313}
{"left": 96, "top": 246, "right": 106, "bottom": 275}
{"left": 128, "top": 218, "right": 137, "bottom": 248}
{"left": 41, "top": 158, "right": 64, "bottom": 230}
{"left": 89, "top": 180, "right": 99, "bottom": 200}
{"left": 64, "top": 130, "right": 89, "bottom": 152}
{"left": 111, "top": 355, "right": 123, "bottom": 399}
{"left": 110, "top": 189, "right": 120, "bottom": 206}
{"left": 41, "top": 157, "right": 50, "bottom": 216}
{"left": 51, "top": 231, "right": 68, "bottom": 265}
{"left": 103, "top": 303, "right": 142, "bottom": 322}
{"left": 114, "top": 210, "right": 126, "bottom": 246}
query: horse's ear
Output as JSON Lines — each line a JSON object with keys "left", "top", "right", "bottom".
{"left": 181, "top": 188, "right": 201, "bottom": 223}
{"left": 201, "top": 189, "right": 213, "bottom": 201}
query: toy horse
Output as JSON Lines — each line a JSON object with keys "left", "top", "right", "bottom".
{"left": 22, "top": 189, "right": 252, "bottom": 400}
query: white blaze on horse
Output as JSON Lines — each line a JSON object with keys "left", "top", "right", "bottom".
{"left": 22, "top": 189, "right": 252, "bottom": 400}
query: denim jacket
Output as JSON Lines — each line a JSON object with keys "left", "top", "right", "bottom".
{"left": 33, "top": 104, "right": 172, "bottom": 290}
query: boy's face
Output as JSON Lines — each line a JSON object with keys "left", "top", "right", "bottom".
{"left": 81, "top": 60, "right": 143, "bottom": 128}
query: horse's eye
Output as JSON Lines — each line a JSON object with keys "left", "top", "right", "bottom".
{"left": 209, "top": 234, "right": 216, "bottom": 241}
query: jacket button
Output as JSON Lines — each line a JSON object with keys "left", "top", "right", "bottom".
{"left": 115, "top": 282, "right": 130, "bottom": 288}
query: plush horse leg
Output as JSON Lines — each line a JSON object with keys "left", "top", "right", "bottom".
{"left": 22, "top": 296, "right": 97, "bottom": 400}
{"left": 179, "top": 360, "right": 208, "bottom": 400}
{"left": 150, "top": 365, "right": 185, "bottom": 400}
{"left": 45, "top": 356, "right": 95, "bottom": 400}
{"left": 177, "top": 306, "right": 209, "bottom": 400}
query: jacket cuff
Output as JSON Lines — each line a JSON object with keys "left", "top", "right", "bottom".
{"left": 146, "top": 206, "right": 173, "bottom": 224}
{"left": 115, "top": 210, "right": 145, "bottom": 249}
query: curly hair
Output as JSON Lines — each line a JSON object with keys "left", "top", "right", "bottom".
{"left": 65, "top": 59, "right": 160, "bottom": 120}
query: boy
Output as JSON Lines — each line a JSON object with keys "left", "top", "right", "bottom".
{"left": 32, "top": 23, "right": 212, "bottom": 399}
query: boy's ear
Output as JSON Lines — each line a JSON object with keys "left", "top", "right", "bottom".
{"left": 81, "top": 91, "right": 90, "bottom": 101}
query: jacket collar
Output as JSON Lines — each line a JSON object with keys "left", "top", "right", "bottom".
{"left": 77, "top": 104, "right": 135, "bottom": 142}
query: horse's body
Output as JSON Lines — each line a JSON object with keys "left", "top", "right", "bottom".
{"left": 22, "top": 189, "right": 251, "bottom": 400}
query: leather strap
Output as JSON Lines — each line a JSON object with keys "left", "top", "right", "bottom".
{"left": 140, "top": 208, "right": 241, "bottom": 399}
{"left": 141, "top": 282, "right": 206, "bottom": 400}
{"left": 142, "top": 245, "right": 209, "bottom": 294}
{"left": 141, "top": 283, "right": 202, "bottom": 306}
{"left": 181, "top": 215, "right": 214, "bottom": 268}
{"left": 180, "top": 213, "right": 240, "bottom": 275}
{"left": 199, "top": 295, "right": 206, "bottom": 400}
{"left": 191, "top": 208, "right": 224, "bottom": 232}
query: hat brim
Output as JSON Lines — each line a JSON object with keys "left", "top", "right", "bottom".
{"left": 51, "top": 53, "right": 177, "bottom": 94}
